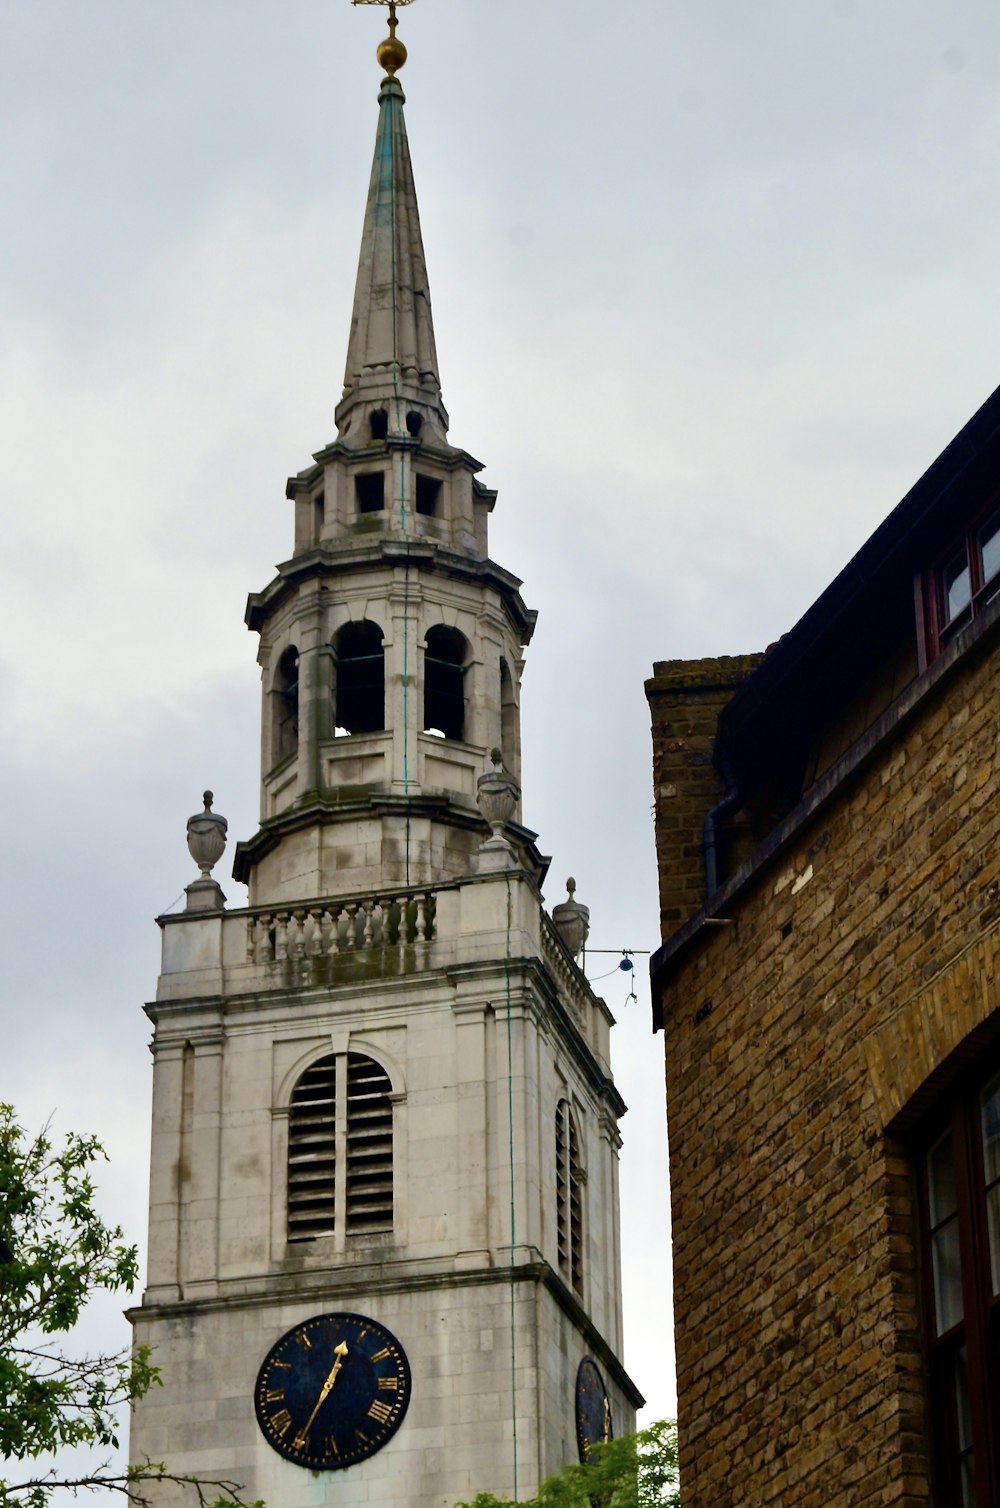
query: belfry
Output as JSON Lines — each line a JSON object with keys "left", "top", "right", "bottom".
{"left": 129, "top": 8, "right": 640, "bottom": 1504}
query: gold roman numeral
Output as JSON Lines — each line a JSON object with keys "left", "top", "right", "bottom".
{"left": 377, "top": 1376, "right": 399, "bottom": 1391}
{"left": 323, "top": 1435, "right": 340, "bottom": 1460}
{"left": 355, "top": 1428, "right": 371, "bottom": 1445}
{"left": 371, "top": 1346, "right": 390, "bottom": 1362}
{"left": 270, "top": 1408, "right": 293, "bottom": 1438}
{"left": 265, "top": 1388, "right": 284, "bottom": 1403}
{"left": 296, "top": 1332, "right": 312, "bottom": 1351}
{"left": 368, "top": 1399, "right": 393, "bottom": 1425}
{"left": 272, "top": 1359, "right": 292, "bottom": 1371}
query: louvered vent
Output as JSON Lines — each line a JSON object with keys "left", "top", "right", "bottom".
{"left": 287, "top": 1055, "right": 337, "bottom": 1242}
{"left": 556, "top": 1101, "right": 569, "bottom": 1277}
{"left": 568, "top": 1114, "right": 583, "bottom": 1297}
{"left": 555, "top": 1099, "right": 584, "bottom": 1296}
{"left": 346, "top": 1053, "right": 393, "bottom": 1235}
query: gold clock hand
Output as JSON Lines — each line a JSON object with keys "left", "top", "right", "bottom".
{"left": 292, "top": 1340, "right": 349, "bottom": 1449}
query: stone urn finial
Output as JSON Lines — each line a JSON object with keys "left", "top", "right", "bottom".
{"left": 184, "top": 791, "right": 228, "bottom": 912}
{"left": 476, "top": 749, "right": 520, "bottom": 872}
{"left": 552, "top": 877, "right": 590, "bottom": 958}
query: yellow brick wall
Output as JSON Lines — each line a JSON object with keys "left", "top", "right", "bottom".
{"left": 646, "top": 655, "right": 761, "bottom": 933}
{"left": 658, "top": 642, "right": 1000, "bottom": 1506}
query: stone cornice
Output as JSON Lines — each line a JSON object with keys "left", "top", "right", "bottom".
{"left": 245, "top": 538, "right": 536, "bottom": 643}
{"left": 231, "top": 792, "right": 546, "bottom": 886}
{"left": 127, "top": 1259, "right": 644, "bottom": 1409}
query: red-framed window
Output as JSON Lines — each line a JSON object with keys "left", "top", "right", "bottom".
{"left": 922, "top": 504, "right": 1000, "bottom": 663}
{"left": 918, "top": 1065, "right": 1000, "bottom": 1505}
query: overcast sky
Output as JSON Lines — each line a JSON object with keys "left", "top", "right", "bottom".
{"left": 4, "top": 0, "right": 1000, "bottom": 1476}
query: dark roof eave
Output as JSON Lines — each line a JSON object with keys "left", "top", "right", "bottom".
{"left": 650, "top": 583, "right": 1000, "bottom": 1024}
{"left": 721, "top": 379, "right": 1000, "bottom": 736}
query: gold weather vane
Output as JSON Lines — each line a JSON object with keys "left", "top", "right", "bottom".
{"left": 351, "top": 0, "right": 416, "bottom": 78}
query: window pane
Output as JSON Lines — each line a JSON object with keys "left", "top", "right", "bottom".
{"left": 942, "top": 548, "right": 972, "bottom": 623}
{"left": 979, "top": 509, "right": 1000, "bottom": 587}
{"left": 983, "top": 1076, "right": 1000, "bottom": 1296}
{"left": 928, "top": 1131, "right": 958, "bottom": 1225}
{"left": 954, "top": 1347, "right": 976, "bottom": 1508}
{"left": 986, "top": 1186, "right": 1000, "bottom": 1299}
{"left": 981, "top": 577, "right": 1000, "bottom": 614}
{"left": 932, "top": 1220, "right": 964, "bottom": 1334}
{"left": 981, "top": 1075, "right": 1000, "bottom": 1182}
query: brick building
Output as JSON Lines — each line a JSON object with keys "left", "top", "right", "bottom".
{"left": 647, "top": 384, "right": 1000, "bottom": 1506}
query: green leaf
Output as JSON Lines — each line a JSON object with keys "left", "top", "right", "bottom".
{"left": 451, "top": 1422, "right": 680, "bottom": 1508}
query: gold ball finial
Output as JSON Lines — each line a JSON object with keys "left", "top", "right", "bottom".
{"left": 377, "top": 1, "right": 407, "bottom": 77}
{"left": 351, "top": 0, "right": 415, "bottom": 78}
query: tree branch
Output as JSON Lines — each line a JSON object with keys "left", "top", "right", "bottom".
{"left": 1, "top": 1463, "right": 263, "bottom": 1508}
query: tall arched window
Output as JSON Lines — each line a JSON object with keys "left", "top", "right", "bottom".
{"left": 335, "top": 621, "right": 385, "bottom": 735}
{"left": 556, "top": 1099, "right": 584, "bottom": 1296}
{"left": 424, "top": 625, "right": 467, "bottom": 740}
{"left": 273, "top": 646, "right": 299, "bottom": 764}
{"left": 287, "top": 1052, "right": 393, "bottom": 1243}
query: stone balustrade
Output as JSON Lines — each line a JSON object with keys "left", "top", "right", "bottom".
{"left": 539, "top": 909, "right": 593, "bottom": 1031}
{"left": 247, "top": 889, "right": 436, "bottom": 965}
{"left": 159, "top": 873, "right": 609, "bottom": 1081}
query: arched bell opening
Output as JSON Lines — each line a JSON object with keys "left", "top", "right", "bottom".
{"left": 423, "top": 626, "right": 467, "bottom": 741}
{"left": 334, "top": 621, "right": 385, "bottom": 736}
{"left": 500, "top": 656, "right": 520, "bottom": 777}
{"left": 271, "top": 646, "right": 300, "bottom": 765}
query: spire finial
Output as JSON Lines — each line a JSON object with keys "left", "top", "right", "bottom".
{"left": 339, "top": 0, "right": 449, "bottom": 446}
{"left": 352, "top": 0, "right": 416, "bottom": 79}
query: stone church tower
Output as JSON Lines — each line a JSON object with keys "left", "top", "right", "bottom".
{"left": 129, "top": 15, "right": 641, "bottom": 1507}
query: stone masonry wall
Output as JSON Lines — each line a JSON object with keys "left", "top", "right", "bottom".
{"left": 646, "top": 656, "right": 762, "bottom": 934}
{"left": 657, "top": 637, "right": 1000, "bottom": 1506}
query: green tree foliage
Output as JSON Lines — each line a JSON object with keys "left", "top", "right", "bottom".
{"left": 0, "top": 1105, "right": 260, "bottom": 1508}
{"left": 453, "top": 1420, "right": 680, "bottom": 1508}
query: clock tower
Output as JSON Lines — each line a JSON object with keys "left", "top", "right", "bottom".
{"left": 128, "top": 12, "right": 641, "bottom": 1505}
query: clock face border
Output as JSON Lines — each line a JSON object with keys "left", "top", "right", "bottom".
{"left": 575, "top": 1355, "right": 613, "bottom": 1462}
{"left": 254, "top": 1311, "right": 411, "bottom": 1471}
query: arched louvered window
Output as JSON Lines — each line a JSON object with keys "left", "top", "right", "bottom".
{"left": 287, "top": 1052, "right": 393, "bottom": 1243}
{"left": 346, "top": 1054, "right": 394, "bottom": 1233}
{"left": 556, "top": 1099, "right": 584, "bottom": 1297}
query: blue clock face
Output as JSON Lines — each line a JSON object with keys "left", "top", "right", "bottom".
{"left": 575, "top": 1356, "right": 612, "bottom": 1462}
{"left": 254, "top": 1312, "right": 411, "bottom": 1470}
